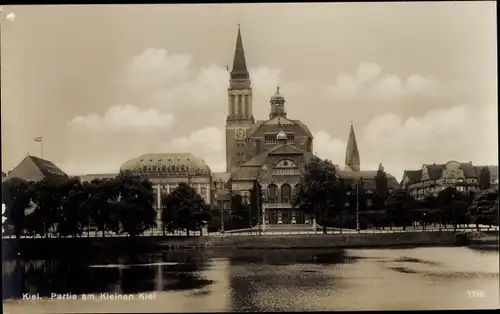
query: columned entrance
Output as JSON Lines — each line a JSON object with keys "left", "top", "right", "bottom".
{"left": 263, "top": 203, "right": 309, "bottom": 225}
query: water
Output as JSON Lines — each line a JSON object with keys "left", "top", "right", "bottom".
{"left": 3, "top": 247, "right": 499, "bottom": 312}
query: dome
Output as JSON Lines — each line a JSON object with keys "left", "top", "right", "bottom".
{"left": 276, "top": 130, "right": 288, "bottom": 140}
{"left": 270, "top": 86, "right": 285, "bottom": 102}
{"left": 120, "top": 153, "right": 211, "bottom": 177}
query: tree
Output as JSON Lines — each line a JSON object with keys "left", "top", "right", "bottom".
{"left": 87, "top": 178, "right": 117, "bottom": 237}
{"left": 293, "top": 157, "right": 345, "bottom": 234}
{"left": 249, "top": 180, "right": 263, "bottom": 229}
{"left": 161, "top": 183, "right": 210, "bottom": 237}
{"left": 478, "top": 167, "right": 491, "bottom": 190}
{"left": 30, "top": 177, "right": 67, "bottom": 238}
{"left": 469, "top": 188, "right": 499, "bottom": 229}
{"left": 226, "top": 194, "right": 250, "bottom": 230}
{"left": 375, "top": 163, "right": 388, "bottom": 204}
{"left": 112, "top": 174, "right": 157, "bottom": 237}
{"left": 57, "top": 178, "right": 88, "bottom": 237}
{"left": 386, "top": 188, "right": 414, "bottom": 230}
{"left": 1, "top": 178, "right": 32, "bottom": 238}
{"left": 436, "top": 187, "right": 469, "bottom": 230}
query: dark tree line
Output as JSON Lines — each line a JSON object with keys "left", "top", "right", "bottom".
{"left": 2, "top": 175, "right": 212, "bottom": 238}
{"left": 293, "top": 157, "right": 499, "bottom": 233}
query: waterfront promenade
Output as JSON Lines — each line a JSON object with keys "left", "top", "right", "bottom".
{"left": 2, "top": 224, "right": 498, "bottom": 239}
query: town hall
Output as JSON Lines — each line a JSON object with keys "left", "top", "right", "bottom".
{"left": 222, "top": 26, "right": 399, "bottom": 227}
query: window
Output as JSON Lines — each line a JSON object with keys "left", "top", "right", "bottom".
{"left": 201, "top": 186, "right": 208, "bottom": 198}
{"left": 256, "top": 139, "right": 262, "bottom": 154}
{"left": 267, "top": 184, "right": 278, "bottom": 203}
{"left": 281, "top": 184, "right": 292, "bottom": 203}
{"left": 265, "top": 134, "right": 277, "bottom": 144}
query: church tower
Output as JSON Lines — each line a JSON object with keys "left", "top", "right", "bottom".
{"left": 345, "top": 122, "right": 360, "bottom": 171}
{"left": 226, "top": 25, "right": 254, "bottom": 172}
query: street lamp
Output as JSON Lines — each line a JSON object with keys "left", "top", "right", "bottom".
{"left": 252, "top": 179, "right": 263, "bottom": 236}
{"left": 214, "top": 178, "right": 225, "bottom": 233}
{"left": 243, "top": 193, "right": 251, "bottom": 233}
{"left": 356, "top": 178, "right": 362, "bottom": 233}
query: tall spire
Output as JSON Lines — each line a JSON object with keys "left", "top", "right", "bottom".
{"left": 345, "top": 122, "right": 360, "bottom": 171}
{"left": 231, "top": 24, "right": 249, "bottom": 80}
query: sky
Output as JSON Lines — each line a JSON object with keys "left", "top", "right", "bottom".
{"left": 1, "top": 2, "right": 497, "bottom": 180}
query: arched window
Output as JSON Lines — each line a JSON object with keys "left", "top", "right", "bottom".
{"left": 267, "top": 184, "right": 278, "bottom": 203}
{"left": 281, "top": 184, "right": 292, "bottom": 203}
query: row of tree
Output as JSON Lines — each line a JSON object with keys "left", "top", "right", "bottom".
{"left": 2, "top": 174, "right": 214, "bottom": 238}
{"left": 2, "top": 158, "right": 498, "bottom": 238}
{"left": 293, "top": 157, "right": 499, "bottom": 233}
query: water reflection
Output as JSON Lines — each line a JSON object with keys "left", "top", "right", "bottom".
{"left": 3, "top": 247, "right": 499, "bottom": 313}
{"left": 3, "top": 251, "right": 212, "bottom": 299}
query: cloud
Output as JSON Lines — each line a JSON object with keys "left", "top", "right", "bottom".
{"left": 312, "top": 104, "right": 497, "bottom": 181}
{"left": 68, "top": 104, "right": 176, "bottom": 133}
{"left": 157, "top": 126, "right": 226, "bottom": 172}
{"left": 327, "top": 62, "right": 437, "bottom": 99}
{"left": 313, "top": 131, "right": 346, "bottom": 165}
{"left": 123, "top": 48, "right": 298, "bottom": 117}
{"left": 154, "top": 103, "right": 498, "bottom": 179}
{"left": 126, "top": 48, "right": 193, "bottom": 94}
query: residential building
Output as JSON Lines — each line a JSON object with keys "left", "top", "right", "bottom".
{"left": 401, "top": 162, "right": 498, "bottom": 199}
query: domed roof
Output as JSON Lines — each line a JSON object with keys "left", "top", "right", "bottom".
{"left": 120, "top": 153, "right": 211, "bottom": 177}
{"left": 270, "top": 86, "right": 285, "bottom": 102}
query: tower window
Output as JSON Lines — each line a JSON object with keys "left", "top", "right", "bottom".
{"left": 265, "top": 134, "right": 277, "bottom": 144}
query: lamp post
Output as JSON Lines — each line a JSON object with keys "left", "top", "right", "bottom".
{"left": 214, "top": 179, "right": 225, "bottom": 233}
{"left": 356, "top": 179, "right": 361, "bottom": 233}
{"left": 255, "top": 179, "right": 262, "bottom": 236}
{"left": 243, "top": 193, "right": 251, "bottom": 233}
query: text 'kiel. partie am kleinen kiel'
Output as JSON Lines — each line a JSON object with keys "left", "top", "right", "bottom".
{"left": 22, "top": 292, "right": 157, "bottom": 301}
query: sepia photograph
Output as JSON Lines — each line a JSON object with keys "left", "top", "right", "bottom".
{"left": 1, "top": 2, "right": 498, "bottom": 313}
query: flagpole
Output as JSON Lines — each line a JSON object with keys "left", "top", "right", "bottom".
{"left": 34, "top": 137, "right": 43, "bottom": 159}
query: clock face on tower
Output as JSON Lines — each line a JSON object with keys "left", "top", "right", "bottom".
{"left": 235, "top": 128, "right": 246, "bottom": 140}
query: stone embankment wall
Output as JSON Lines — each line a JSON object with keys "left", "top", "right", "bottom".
{"left": 199, "top": 231, "right": 459, "bottom": 249}
{"left": 2, "top": 231, "right": 469, "bottom": 259}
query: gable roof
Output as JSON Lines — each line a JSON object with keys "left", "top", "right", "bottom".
{"left": 231, "top": 144, "right": 316, "bottom": 181}
{"left": 474, "top": 165, "right": 499, "bottom": 180}
{"left": 267, "top": 144, "right": 306, "bottom": 155}
{"left": 426, "top": 164, "right": 444, "bottom": 180}
{"left": 5, "top": 156, "right": 68, "bottom": 182}
{"left": 341, "top": 175, "right": 400, "bottom": 190}
{"left": 246, "top": 117, "right": 313, "bottom": 139}
{"left": 211, "top": 172, "right": 231, "bottom": 183}
{"left": 458, "top": 163, "right": 478, "bottom": 178}
{"left": 403, "top": 170, "right": 422, "bottom": 184}
{"left": 230, "top": 166, "right": 262, "bottom": 181}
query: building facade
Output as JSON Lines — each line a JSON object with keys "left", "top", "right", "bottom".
{"left": 401, "top": 162, "right": 499, "bottom": 199}
{"left": 222, "top": 27, "right": 399, "bottom": 227}
{"left": 224, "top": 26, "right": 314, "bottom": 173}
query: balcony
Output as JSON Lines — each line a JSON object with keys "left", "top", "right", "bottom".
{"left": 263, "top": 202, "right": 294, "bottom": 209}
